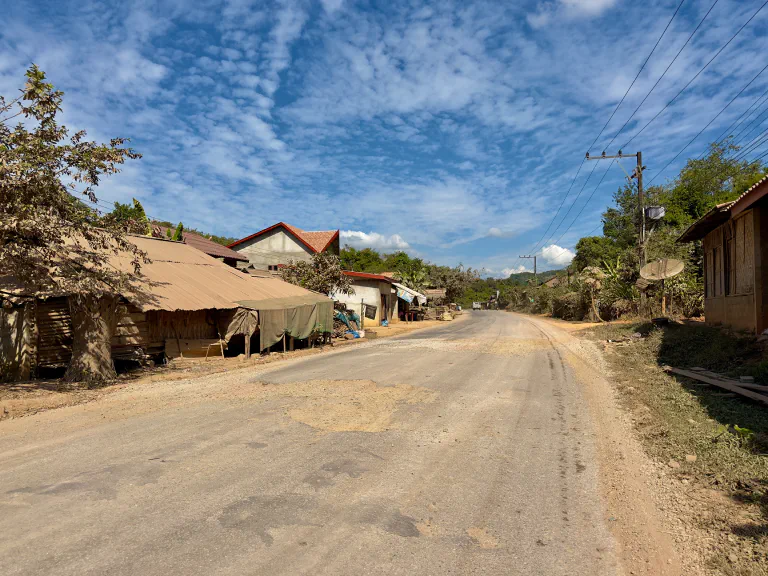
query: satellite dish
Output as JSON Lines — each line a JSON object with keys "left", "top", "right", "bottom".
{"left": 640, "top": 259, "right": 684, "bottom": 281}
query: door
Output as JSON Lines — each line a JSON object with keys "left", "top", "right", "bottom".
{"left": 381, "top": 294, "right": 387, "bottom": 322}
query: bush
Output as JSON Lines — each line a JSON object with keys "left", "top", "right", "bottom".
{"left": 552, "top": 292, "right": 586, "bottom": 320}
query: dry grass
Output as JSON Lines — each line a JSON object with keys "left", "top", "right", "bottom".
{"left": 585, "top": 322, "right": 768, "bottom": 575}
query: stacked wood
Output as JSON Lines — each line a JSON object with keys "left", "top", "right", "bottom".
{"left": 663, "top": 366, "right": 768, "bottom": 406}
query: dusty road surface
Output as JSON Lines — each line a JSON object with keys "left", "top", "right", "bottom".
{"left": 0, "top": 312, "right": 673, "bottom": 575}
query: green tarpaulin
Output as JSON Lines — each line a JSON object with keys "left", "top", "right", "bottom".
{"left": 236, "top": 294, "right": 334, "bottom": 351}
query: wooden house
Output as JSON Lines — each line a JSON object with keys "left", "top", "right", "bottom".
{"left": 1, "top": 236, "right": 333, "bottom": 381}
{"left": 678, "top": 176, "right": 768, "bottom": 334}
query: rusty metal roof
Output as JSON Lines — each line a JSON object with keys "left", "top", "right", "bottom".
{"left": 111, "top": 236, "right": 328, "bottom": 312}
{"left": 343, "top": 271, "right": 394, "bottom": 282}
{"left": 151, "top": 225, "right": 247, "bottom": 262}
{"left": 677, "top": 202, "right": 735, "bottom": 243}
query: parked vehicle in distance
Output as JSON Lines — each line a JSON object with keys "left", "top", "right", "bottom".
{"left": 472, "top": 302, "right": 481, "bottom": 310}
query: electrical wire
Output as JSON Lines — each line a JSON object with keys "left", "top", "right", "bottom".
{"left": 622, "top": 0, "right": 768, "bottom": 150}
{"left": 590, "top": 0, "right": 688, "bottom": 153}
{"left": 538, "top": 159, "right": 601, "bottom": 249}
{"left": 549, "top": 160, "right": 616, "bottom": 250}
{"left": 507, "top": 1, "right": 689, "bottom": 274}
{"left": 647, "top": 61, "right": 768, "bottom": 185}
{"left": 603, "top": 0, "right": 720, "bottom": 152}
{"left": 701, "top": 84, "right": 768, "bottom": 157}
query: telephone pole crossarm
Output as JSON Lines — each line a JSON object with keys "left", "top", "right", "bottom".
{"left": 518, "top": 255, "right": 537, "bottom": 286}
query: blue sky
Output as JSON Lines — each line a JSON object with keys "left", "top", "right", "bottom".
{"left": 3, "top": 0, "right": 768, "bottom": 276}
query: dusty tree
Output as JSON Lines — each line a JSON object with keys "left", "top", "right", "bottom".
{"left": 0, "top": 66, "right": 145, "bottom": 384}
{"left": 280, "top": 252, "right": 354, "bottom": 295}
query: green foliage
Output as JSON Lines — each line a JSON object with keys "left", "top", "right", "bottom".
{"left": 340, "top": 245, "right": 478, "bottom": 301}
{"left": 151, "top": 220, "right": 236, "bottom": 246}
{"left": 0, "top": 65, "right": 144, "bottom": 296}
{"left": 280, "top": 252, "right": 354, "bottom": 295}
{"left": 659, "top": 140, "right": 767, "bottom": 229}
{"left": 172, "top": 222, "right": 184, "bottom": 241}
{"left": 568, "top": 140, "right": 767, "bottom": 320}
{"left": 340, "top": 246, "right": 387, "bottom": 272}
{"left": 572, "top": 235, "right": 621, "bottom": 272}
{"left": 104, "top": 198, "right": 150, "bottom": 235}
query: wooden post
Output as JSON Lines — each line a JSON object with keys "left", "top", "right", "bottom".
{"left": 282, "top": 333, "right": 286, "bottom": 353}
{"left": 289, "top": 335, "right": 294, "bottom": 351}
{"left": 245, "top": 333, "right": 251, "bottom": 359}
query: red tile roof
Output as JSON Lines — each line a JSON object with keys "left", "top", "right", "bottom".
{"left": 228, "top": 222, "right": 339, "bottom": 253}
{"left": 152, "top": 225, "right": 248, "bottom": 261}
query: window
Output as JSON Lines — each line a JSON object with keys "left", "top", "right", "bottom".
{"left": 268, "top": 265, "right": 279, "bottom": 271}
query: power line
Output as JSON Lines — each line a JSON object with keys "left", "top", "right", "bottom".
{"left": 702, "top": 85, "right": 768, "bottom": 157}
{"left": 733, "top": 126, "right": 768, "bottom": 160}
{"left": 509, "top": 0, "right": 689, "bottom": 271}
{"left": 622, "top": 0, "right": 768, "bottom": 150}
{"left": 603, "top": 0, "right": 720, "bottom": 152}
{"left": 590, "top": 0, "right": 687, "bottom": 152}
{"left": 550, "top": 160, "right": 616, "bottom": 249}
{"left": 647, "top": 61, "right": 768, "bottom": 185}
{"left": 730, "top": 103, "right": 768, "bottom": 149}
{"left": 524, "top": 158, "right": 587, "bottom": 258}
{"left": 539, "top": 159, "right": 601, "bottom": 249}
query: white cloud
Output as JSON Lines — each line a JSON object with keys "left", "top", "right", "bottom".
{"left": 528, "top": 0, "right": 616, "bottom": 29}
{"left": 320, "top": 0, "right": 344, "bottom": 14}
{"left": 541, "top": 244, "right": 575, "bottom": 266}
{"left": 341, "top": 230, "right": 411, "bottom": 251}
{"left": 501, "top": 265, "right": 530, "bottom": 277}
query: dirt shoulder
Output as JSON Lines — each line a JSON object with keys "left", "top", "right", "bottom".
{"left": 534, "top": 314, "right": 768, "bottom": 576}
{"left": 0, "top": 316, "right": 462, "bottom": 423}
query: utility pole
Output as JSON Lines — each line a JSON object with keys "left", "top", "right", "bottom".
{"left": 586, "top": 150, "right": 647, "bottom": 310}
{"left": 519, "top": 255, "right": 537, "bottom": 286}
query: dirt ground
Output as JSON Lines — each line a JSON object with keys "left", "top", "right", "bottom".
{"left": 535, "top": 314, "right": 768, "bottom": 576}
{"left": 0, "top": 316, "right": 462, "bottom": 422}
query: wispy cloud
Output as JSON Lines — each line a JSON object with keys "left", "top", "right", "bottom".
{"left": 2, "top": 0, "right": 766, "bottom": 272}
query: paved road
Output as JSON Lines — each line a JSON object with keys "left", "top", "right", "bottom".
{"left": 0, "top": 311, "right": 619, "bottom": 575}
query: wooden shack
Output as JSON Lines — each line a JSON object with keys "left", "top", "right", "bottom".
{"left": 678, "top": 175, "right": 768, "bottom": 334}
{"left": 1, "top": 236, "right": 333, "bottom": 381}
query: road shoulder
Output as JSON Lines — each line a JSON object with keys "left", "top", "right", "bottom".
{"left": 523, "top": 314, "right": 686, "bottom": 576}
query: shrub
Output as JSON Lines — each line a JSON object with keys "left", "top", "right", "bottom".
{"left": 552, "top": 292, "right": 586, "bottom": 320}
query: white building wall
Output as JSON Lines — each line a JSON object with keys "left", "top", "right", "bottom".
{"left": 232, "top": 229, "right": 312, "bottom": 270}
{"left": 334, "top": 279, "right": 397, "bottom": 326}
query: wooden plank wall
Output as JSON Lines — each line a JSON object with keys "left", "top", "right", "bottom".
{"left": 36, "top": 297, "right": 73, "bottom": 368}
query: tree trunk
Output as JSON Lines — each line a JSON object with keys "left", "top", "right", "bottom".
{"left": 63, "top": 293, "right": 119, "bottom": 385}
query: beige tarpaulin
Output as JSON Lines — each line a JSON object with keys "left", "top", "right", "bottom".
{"left": 223, "top": 308, "right": 260, "bottom": 343}
{"left": 236, "top": 295, "right": 334, "bottom": 351}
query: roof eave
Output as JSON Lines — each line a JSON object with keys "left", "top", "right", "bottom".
{"left": 677, "top": 204, "right": 733, "bottom": 243}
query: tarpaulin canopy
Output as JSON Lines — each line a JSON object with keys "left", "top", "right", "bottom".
{"left": 223, "top": 308, "right": 260, "bottom": 343}
{"left": 236, "top": 294, "right": 334, "bottom": 351}
{"left": 392, "top": 282, "right": 427, "bottom": 306}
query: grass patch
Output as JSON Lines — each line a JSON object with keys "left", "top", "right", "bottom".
{"left": 585, "top": 321, "right": 768, "bottom": 575}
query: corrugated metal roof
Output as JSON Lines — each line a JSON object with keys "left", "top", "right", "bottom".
{"left": 109, "top": 236, "right": 329, "bottom": 312}
{"left": 151, "top": 225, "right": 247, "bottom": 262}
{"left": 730, "top": 173, "right": 768, "bottom": 216}
{"left": 677, "top": 202, "right": 735, "bottom": 243}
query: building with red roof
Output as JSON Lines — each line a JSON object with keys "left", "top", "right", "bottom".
{"left": 227, "top": 222, "right": 340, "bottom": 271}
{"left": 151, "top": 224, "right": 248, "bottom": 268}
